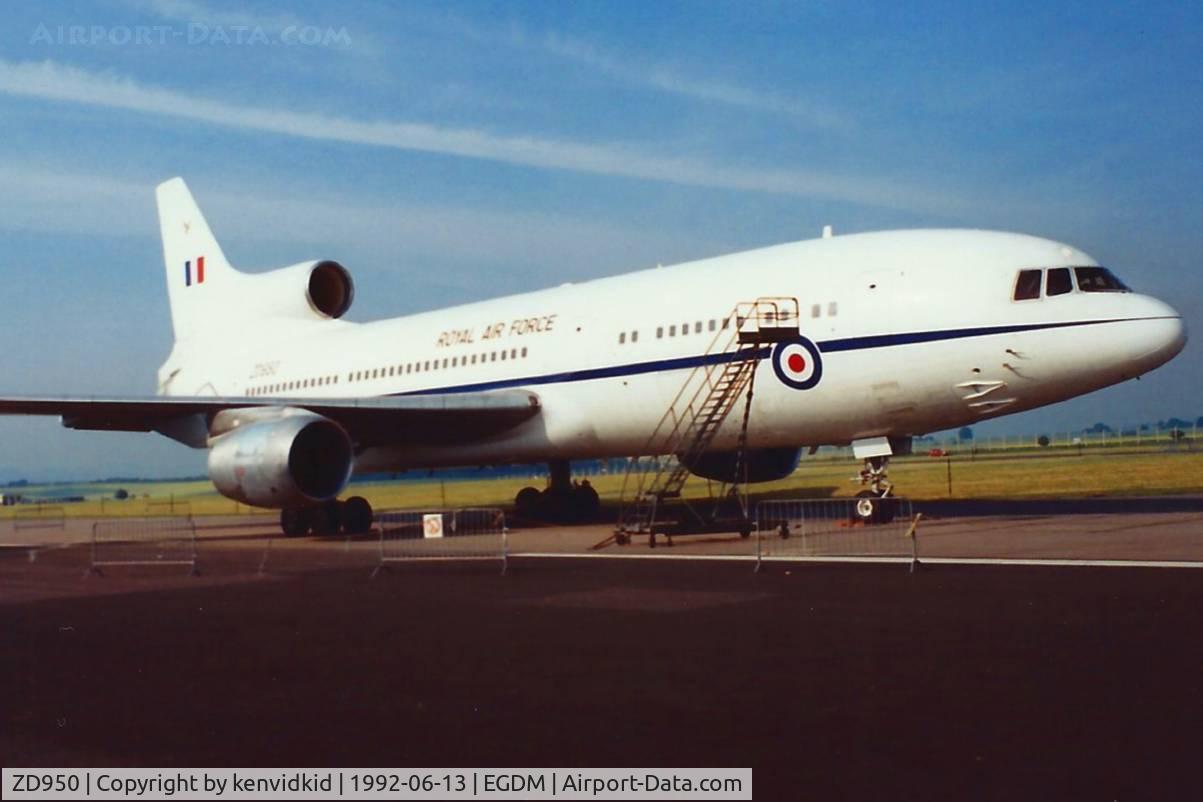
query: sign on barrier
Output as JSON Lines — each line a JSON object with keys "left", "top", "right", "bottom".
{"left": 755, "top": 498, "right": 918, "bottom": 568}
{"left": 374, "top": 507, "right": 507, "bottom": 576}
{"left": 12, "top": 505, "right": 66, "bottom": 532}
{"left": 89, "top": 516, "right": 199, "bottom": 576}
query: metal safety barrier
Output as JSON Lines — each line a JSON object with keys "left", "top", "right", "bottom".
{"left": 755, "top": 498, "right": 919, "bottom": 570}
{"left": 373, "top": 507, "right": 508, "bottom": 576}
{"left": 89, "top": 516, "right": 199, "bottom": 576}
{"left": 146, "top": 499, "right": 193, "bottom": 518}
{"left": 12, "top": 504, "right": 67, "bottom": 532}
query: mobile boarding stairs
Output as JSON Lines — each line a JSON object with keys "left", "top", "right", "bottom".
{"left": 611, "top": 297, "right": 800, "bottom": 547}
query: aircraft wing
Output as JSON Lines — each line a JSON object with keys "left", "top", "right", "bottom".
{"left": 0, "top": 391, "right": 542, "bottom": 448}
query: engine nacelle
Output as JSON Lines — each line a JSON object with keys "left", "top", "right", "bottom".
{"left": 684, "top": 447, "right": 802, "bottom": 484}
{"left": 241, "top": 259, "right": 354, "bottom": 322}
{"left": 208, "top": 412, "right": 353, "bottom": 508}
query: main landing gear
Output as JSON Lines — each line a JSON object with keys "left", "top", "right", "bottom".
{"left": 514, "top": 460, "right": 601, "bottom": 523}
{"left": 280, "top": 496, "right": 373, "bottom": 537}
{"left": 854, "top": 456, "right": 896, "bottom": 524}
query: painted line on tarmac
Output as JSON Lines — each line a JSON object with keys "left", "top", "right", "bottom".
{"left": 517, "top": 552, "right": 1203, "bottom": 569}
{"left": 918, "top": 556, "right": 1203, "bottom": 569}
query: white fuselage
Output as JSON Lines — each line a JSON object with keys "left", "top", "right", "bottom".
{"left": 161, "top": 229, "right": 1186, "bottom": 472}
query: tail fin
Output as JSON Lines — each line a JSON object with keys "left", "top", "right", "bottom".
{"left": 156, "top": 177, "right": 239, "bottom": 342}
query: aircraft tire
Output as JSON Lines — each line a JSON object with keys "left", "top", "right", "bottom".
{"left": 280, "top": 508, "right": 310, "bottom": 537}
{"left": 574, "top": 482, "right": 600, "bottom": 520}
{"left": 310, "top": 500, "right": 342, "bottom": 536}
{"left": 515, "top": 487, "right": 542, "bottom": 519}
{"left": 853, "top": 491, "right": 896, "bottom": 525}
{"left": 343, "top": 496, "right": 373, "bottom": 535}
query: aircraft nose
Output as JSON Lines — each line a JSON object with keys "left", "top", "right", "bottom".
{"left": 1129, "top": 296, "right": 1187, "bottom": 368}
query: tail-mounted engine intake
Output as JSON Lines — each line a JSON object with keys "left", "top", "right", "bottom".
{"left": 208, "top": 408, "right": 353, "bottom": 508}
{"left": 226, "top": 259, "right": 355, "bottom": 323}
{"left": 305, "top": 260, "right": 354, "bottom": 319}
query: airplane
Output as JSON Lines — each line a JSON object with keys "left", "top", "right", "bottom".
{"left": 0, "top": 178, "right": 1187, "bottom": 535}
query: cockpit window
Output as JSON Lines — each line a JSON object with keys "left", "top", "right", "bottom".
{"left": 1074, "top": 266, "right": 1129, "bottom": 292}
{"left": 1046, "top": 267, "right": 1073, "bottom": 296}
{"left": 1013, "top": 269, "right": 1042, "bottom": 301}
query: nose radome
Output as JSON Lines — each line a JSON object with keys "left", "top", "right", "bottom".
{"left": 1130, "top": 295, "right": 1187, "bottom": 367}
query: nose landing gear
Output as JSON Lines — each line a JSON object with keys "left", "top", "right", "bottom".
{"left": 854, "top": 456, "right": 896, "bottom": 524}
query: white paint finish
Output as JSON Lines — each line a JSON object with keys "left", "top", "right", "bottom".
{"left": 155, "top": 180, "right": 1185, "bottom": 473}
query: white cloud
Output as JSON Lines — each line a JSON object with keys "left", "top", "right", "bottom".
{"left": 538, "top": 31, "right": 853, "bottom": 131}
{"left": 0, "top": 58, "right": 971, "bottom": 216}
{"left": 0, "top": 164, "right": 725, "bottom": 291}
{"left": 136, "top": 0, "right": 305, "bottom": 33}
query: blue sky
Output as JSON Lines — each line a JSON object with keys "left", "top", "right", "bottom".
{"left": 0, "top": 0, "right": 1200, "bottom": 480}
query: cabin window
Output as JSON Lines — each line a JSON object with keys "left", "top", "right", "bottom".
{"left": 657, "top": 326, "right": 664, "bottom": 339}
{"left": 631, "top": 330, "right": 639, "bottom": 343}
{"left": 1075, "top": 266, "right": 1129, "bottom": 292}
{"left": 828, "top": 301, "right": 838, "bottom": 316}
{"left": 812, "top": 304, "right": 821, "bottom": 318}
{"left": 1013, "top": 270, "right": 1043, "bottom": 301}
{"left": 669, "top": 325, "right": 676, "bottom": 337}
{"left": 442, "top": 358, "right": 449, "bottom": 368}
{"left": 511, "top": 348, "right": 518, "bottom": 359}
{"left": 695, "top": 321, "right": 703, "bottom": 334}
{"left": 521, "top": 347, "right": 528, "bottom": 358}
{"left": 619, "top": 332, "right": 626, "bottom": 344}
{"left": 423, "top": 360, "right": 430, "bottom": 371}
{"left": 721, "top": 318, "right": 730, "bottom": 330}
{"left": 500, "top": 350, "right": 507, "bottom": 361}
{"left": 491, "top": 352, "right": 497, "bottom": 362}
{"left": 1047, "top": 267, "right": 1073, "bottom": 297}
{"left": 709, "top": 320, "right": 717, "bottom": 332}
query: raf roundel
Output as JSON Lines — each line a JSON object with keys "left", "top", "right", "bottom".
{"left": 771, "top": 336, "right": 823, "bottom": 390}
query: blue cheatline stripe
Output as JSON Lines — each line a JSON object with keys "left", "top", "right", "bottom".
{"left": 402, "top": 347, "right": 771, "bottom": 396}
{"left": 396, "top": 316, "right": 1173, "bottom": 398}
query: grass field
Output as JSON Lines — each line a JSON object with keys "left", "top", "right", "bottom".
{"left": 2, "top": 446, "right": 1200, "bottom": 520}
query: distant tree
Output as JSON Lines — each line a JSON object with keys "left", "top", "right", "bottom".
{"left": 114, "top": 488, "right": 129, "bottom": 500}
{"left": 1170, "top": 428, "right": 1187, "bottom": 441}
{"left": 1197, "top": 416, "right": 1203, "bottom": 429}
{"left": 1037, "top": 435, "right": 1050, "bottom": 447}
{"left": 958, "top": 426, "right": 974, "bottom": 441}
{"left": 1084, "top": 422, "right": 1113, "bottom": 434}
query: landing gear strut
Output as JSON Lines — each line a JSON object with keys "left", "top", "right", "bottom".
{"left": 854, "top": 456, "right": 895, "bottom": 524}
{"left": 514, "top": 460, "right": 601, "bottom": 522}
{"left": 279, "top": 496, "right": 374, "bottom": 537}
